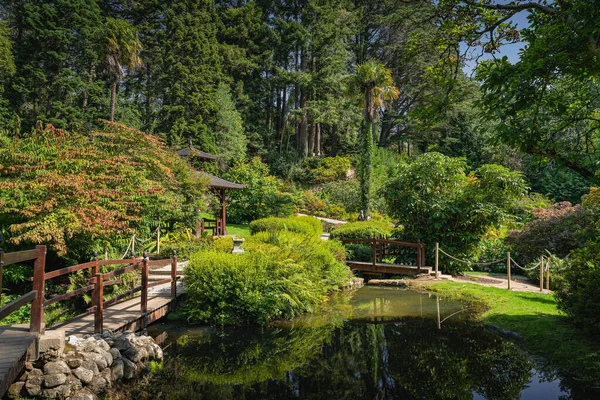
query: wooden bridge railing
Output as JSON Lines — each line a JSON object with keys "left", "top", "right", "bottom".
{"left": 0, "top": 245, "right": 46, "bottom": 333}
{"left": 340, "top": 238, "right": 426, "bottom": 272}
{"left": 198, "top": 217, "right": 224, "bottom": 237}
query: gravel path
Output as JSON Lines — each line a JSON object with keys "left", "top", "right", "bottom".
{"left": 416, "top": 272, "right": 552, "bottom": 294}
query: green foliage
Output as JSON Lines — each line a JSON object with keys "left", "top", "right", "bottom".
{"left": 505, "top": 202, "right": 597, "bottom": 265}
{"left": 330, "top": 221, "right": 393, "bottom": 240}
{"left": 183, "top": 230, "right": 351, "bottom": 325}
{"left": 303, "top": 156, "right": 351, "bottom": 183}
{"left": 384, "top": 153, "right": 527, "bottom": 273}
{"left": 249, "top": 216, "right": 322, "bottom": 238}
{"left": 555, "top": 243, "right": 600, "bottom": 335}
{"left": 0, "top": 121, "right": 207, "bottom": 256}
{"left": 224, "top": 158, "right": 294, "bottom": 224}
{"left": 316, "top": 179, "right": 361, "bottom": 214}
{"left": 212, "top": 83, "right": 247, "bottom": 163}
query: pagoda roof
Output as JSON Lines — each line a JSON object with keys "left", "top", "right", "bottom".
{"left": 195, "top": 171, "right": 246, "bottom": 190}
{"left": 176, "top": 146, "right": 219, "bottom": 160}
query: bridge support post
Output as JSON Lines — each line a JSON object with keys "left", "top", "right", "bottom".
{"left": 30, "top": 245, "right": 46, "bottom": 334}
{"left": 540, "top": 256, "right": 544, "bottom": 292}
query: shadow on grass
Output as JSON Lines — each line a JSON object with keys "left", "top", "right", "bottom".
{"left": 512, "top": 292, "right": 558, "bottom": 306}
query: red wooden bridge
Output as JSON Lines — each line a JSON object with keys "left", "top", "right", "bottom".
{"left": 0, "top": 246, "right": 185, "bottom": 397}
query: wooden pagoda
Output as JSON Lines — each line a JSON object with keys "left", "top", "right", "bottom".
{"left": 177, "top": 140, "right": 245, "bottom": 236}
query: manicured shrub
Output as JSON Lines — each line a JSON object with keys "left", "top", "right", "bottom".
{"left": 249, "top": 216, "right": 323, "bottom": 237}
{"left": 505, "top": 202, "right": 596, "bottom": 265}
{"left": 330, "top": 221, "right": 394, "bottom": 240}
{"left": 555, "top": 243, "right": 600, "bottom": 334}
{"left": 183, "top": 231, "right": 351, "bottom": 325}
{"left": 304, "top": 156, "right": 351, "bottom": 183}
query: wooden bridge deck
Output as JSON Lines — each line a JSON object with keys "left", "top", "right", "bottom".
{"left": 347, "top": 261, "right": 432, "bottom": 276}
{"left": 0, "top": 325, "right": 37, "bottom": 397}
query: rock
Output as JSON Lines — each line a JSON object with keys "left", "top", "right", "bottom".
{"left": 27, "top": 373, "right": 44, "bottom": 387}
{"left": 43, "top": 360, "right": 70, "bottom": 375}
{"left": 81, "top": 359, "right": 99, "bottom": 375}
{"left": 70, "top": 389, "right": 98, "bottom": 400}
{"left": 95, "top": 339, "right": 111, "bottom": 352}
{"left": 42, "top": 384, "right": 71, "bottom": 399}
{"left": 44, "top": 373, "right": 67, "bottom": 388}
{"left": 66, "top": 335, "right": 79, "bottom": 345}
{"left": 123, "top": 347, "right": 144, "bottom": 362}
{"left": 101, "top": 368, "right": 113, "bottom": 388}
{"left": 154, "top": 344, "right": 163, "bottom": 361}
{"left": 7, "top": 381, "right": 24, "bottom": 399}
{"left": 29, "top": 368, "right": 43, "bottom": 377}
{"left": 81, "top": 351, "right": 108, "bottom": 370}
{"left": 72, "top": 367, "right": 94, "bottom": 384}
{"left": 67, "top": 358, "right": 83, "bottom": 369}
{"left": 109, "top": 347, "right": 121, "bottom": 360}
{"left": 96, "top": 348, "right": 113, "bottom": 367}
{"left": 113, "top": 337, "right": 132, "bottom": 352}
{"left": 87, "top": 376, "right": 107, "bottom": 394}
{"left": 25, "top": 380, "right": 42, "bottom": 397}
{"left": 122, "top": 357, "right": 137, "bottom": 379}
{"left": 66, "top": 374, "right": 83, "bottom": 392}
{"left": 111, "top": 359, "right": 124, "bottom": 381}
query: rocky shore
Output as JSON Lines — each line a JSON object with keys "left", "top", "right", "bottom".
{"left": 7, "top": 331, "right": 162, "bottom": 400}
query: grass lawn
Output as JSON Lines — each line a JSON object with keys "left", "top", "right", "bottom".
{"left": 226, "top": 223, "right": 250, "bottom": 237}
{"left": 415, "top": 281, "right": 600, "bottom": 386}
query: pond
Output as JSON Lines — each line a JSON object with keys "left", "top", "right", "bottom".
{"left": 129, "top": 287, "right": 594, "bottom": 399}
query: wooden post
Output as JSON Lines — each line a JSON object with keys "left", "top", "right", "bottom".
{"left": 507, "top": 252, "right": 511, "bottom": 290}
{"left": 93, "top": 273, "right": 104, "bottom": 334}
{"left": 546, "top": 258, "right": 550, "bottom": 290}
{"left": 371, "top": 237, "right": 376, "bottom": 271}
{"left": 141, "top": 251, "right": 149, "bottom": 313}
{"left": 171, "top": 251, "right": 177, "bottom": 298}
{"left": 0, "top": 247, "right": 4, "bottom": 306}
{"left": 30, "top": 245, "right": 46, "bottom": 333}
{"left": 416, "top": 245, "right": 422, "bottom": 273}
{"left": 104, "top": 245, "right": 108, "bottom": 260}
{"left": 195, "top": 208, "right": 201, "bottom": 238}
{"left": 131, "top": 235, "right": 135, "bottom": 258}
{"left": 435, "top": 242, "right": 439, "bottom": 278}
{"left": 156, "top": 227, "right": 161, "bottom": 256}
{"left": 540, "top": 255, "right": 544, "bottom": 292}
{"left": 91, "top": 251, "right": 99, "bottom": 276}
{"left": 220, "top": 188, "right": 227, "bottom": 236}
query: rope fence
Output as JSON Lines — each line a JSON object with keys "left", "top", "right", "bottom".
{"left": 434, "top": 242, "right": 559, "bottom": 292}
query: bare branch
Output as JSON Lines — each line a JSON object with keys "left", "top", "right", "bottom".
{"left": 463, "top": 0, "right": 558, "bottom": 15}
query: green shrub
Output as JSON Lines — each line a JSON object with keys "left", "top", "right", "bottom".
{"left": 523, "top": 254, "right": 567, "bottom": 291}
{"left": 183, "top": 231, "right": 351, "bottom": 325}
{"left": 330, "top": 221, "right": 393, "bottom": 240}
{"left": 316, "top": 179, "right": 361, "bottom": 214}
{"left": 224, "top": 157, "right": 295, "bottom": 224}
{"left": 304, "top": 156, "right": 351, "bottom": 183}
{"left": 555, "top": 243, "right": 600, "bottom": 334}
{"left": 249, "top": 216, "right": 323, "bottom": 237}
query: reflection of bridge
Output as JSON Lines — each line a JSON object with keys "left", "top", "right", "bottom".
{"left": 341, "top": 238, "right": 433, "bottom": 276}
{"left": 0, "top": 246, "right": 185, "bottom": 397}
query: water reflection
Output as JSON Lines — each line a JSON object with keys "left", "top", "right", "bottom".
{"left": 132, "top": 287, "right": 590, "bottom": 399}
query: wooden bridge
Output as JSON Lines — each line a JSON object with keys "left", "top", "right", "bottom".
{"left": 0, "top": 246, "right": 185, "bottom": 397}
{"left": 341, "top": 238, "right": 433, "bottom": 276}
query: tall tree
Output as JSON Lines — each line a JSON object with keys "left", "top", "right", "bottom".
{"left": 349, "top": 61, "right": 399, "bottom": 216}
{"left": 0, "top": 21, "right": 15, "bottom": 128}
{"left": 103, "top": 17, "right": 142, "bottom": 122}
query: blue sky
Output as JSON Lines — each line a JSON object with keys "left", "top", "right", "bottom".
{"left": 462, "top": 10, "right": 530, "bottom": 76}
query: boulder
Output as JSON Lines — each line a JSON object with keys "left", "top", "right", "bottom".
{"left": 7, "top": 381, "right": 24, "bottom": 399}
{"left": 44, "top": 373, "right": 67, "bottom": 388}
{"left": 111, "top": 359, "right": 124, "bottom": 381}
{"left": 122, "top": 357, "right": 137, "bottom": 379}
{"left": 72, "top": 367, "right": 94, "bottom": 384}
{"left": 43, "top": 360, "right": 70, "bottom": 375}
{"left": 70, "top": 389, "right": 98, "bottom": 400}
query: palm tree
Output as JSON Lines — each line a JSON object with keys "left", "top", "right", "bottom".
{"left": 103, "top": 18, "right": 142, "bottom": 122}
{"left": 349, "top": 61, "right": 399, "bottom": 217}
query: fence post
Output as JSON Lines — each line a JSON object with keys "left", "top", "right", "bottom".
{"left": 93, "top": 273, "right": 104, "bottom": 334}
{"left": 141, "top": 251, "right": 149, "bottom": 313}
{"left": 171, "top": 250, "right": 177, "bottom": 298}
{"left": 30, "top": 245, "right": 46, "bottom": 334}
{"left": 435, "top": 242, "right": 439, "bottom": 278}
{"left": 371, "top": 237, "right": 376, "bottom": 271}
{"left": 92, "top": 251, "right": 98, "bottom": 276}
{"left": 131, "top": 235, "right": 136, "bottom": 258}
{"left": 0, "top": 247, "right": 4, "bottom": 306}
{"left": 507, "top": 252, "right": 511, "bottom": 290}
{"left": 540, "top": 255, "right": 544, "bottom": 292}
{"left": 156, "top": 227, "right": 161, "bottom": 256}
{"left": 546, "top": 258, "right": 550, "bottom": 290}
{"left": 104, "top": 245, "right": 108, "bottom": 260}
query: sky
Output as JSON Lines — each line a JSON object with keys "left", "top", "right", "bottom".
{"left": 462, "top": 10, "right": 530, "bottom": 76}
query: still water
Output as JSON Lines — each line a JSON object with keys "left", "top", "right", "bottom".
{"left": 136, "top": 287, "right": 595, "bottom": 399}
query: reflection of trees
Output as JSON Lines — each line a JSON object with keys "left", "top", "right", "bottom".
{"left": 127, "top": 318, "right": 533, "bottom": 400}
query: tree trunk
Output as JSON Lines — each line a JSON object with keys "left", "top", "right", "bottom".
{"left": 358, "top": 121, "right": 373, "bottom": 217}
{"left": 109, "top": 80, "right": 117, "bottom": 122}
{"left": 297, "top": 47, "right": 308, "bottom": 157}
